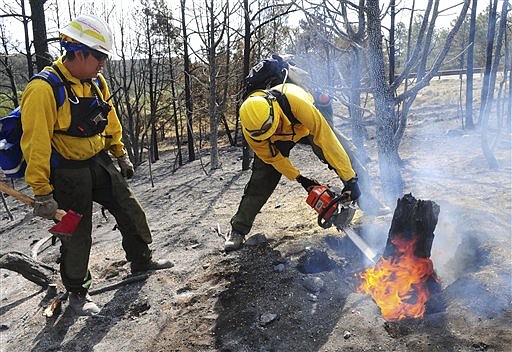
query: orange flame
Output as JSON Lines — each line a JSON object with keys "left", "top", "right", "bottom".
{"left": 357, "top": 236, "right": 437, "bottom": 321}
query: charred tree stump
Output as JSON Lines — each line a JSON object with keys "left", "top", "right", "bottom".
{"left": 383, "top": 193, "right": 445, "bottom": 316}
{"left": 0, "top": 251, "right": 56, "bottom": 288}
{"left": 383, "top": 193, "right": 440, "bottom": 258}
{"left": 358, "top": 193, "right": 446, "bottom": 325}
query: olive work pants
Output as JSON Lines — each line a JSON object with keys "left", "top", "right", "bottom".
{"left": 51, "top": 152, "right": 152, "bottom": 294}
{"left": 230, "top": 136, "right": 329, "bottom": 236}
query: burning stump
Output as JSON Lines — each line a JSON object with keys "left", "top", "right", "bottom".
{"left": 358, "top": 194, "right": 443, "bottom": 323}
{"left": 383, "top": 193, "right": 439, "bottom": 259}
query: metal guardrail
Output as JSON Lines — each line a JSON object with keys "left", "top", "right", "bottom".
{"left": 399, "top": 67, "right": 485, "bottom": 79}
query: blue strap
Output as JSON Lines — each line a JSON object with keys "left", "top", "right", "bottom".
{"left": 32, "top": 68, "right": 103, "bottom": 107}
{"left": 31, "top": 70, "right": 67, "bottom": 108}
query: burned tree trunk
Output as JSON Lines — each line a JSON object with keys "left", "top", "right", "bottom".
{"left": 383, "top": 194, "right": 444, "bottom": 317}
{"left": 358, "top": 193, "right": 444, "bottom": 321}
{"left": 383, "top": 193, "right": 440, "bottom": 259}
{"left": 0, "top": 251, "right": 56, "bottom": 288}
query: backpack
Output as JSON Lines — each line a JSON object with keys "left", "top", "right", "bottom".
{"left": 243, "top": 54, "right": 333, "bottom": 124}
{"left": 0, "top": 68, "right": 103, "bottom": 178}
{"left": 0, "top": 70, "right": 68, "bottom": 178}
{"left": 244, "top": 54, "right": 312, "bottom": 97}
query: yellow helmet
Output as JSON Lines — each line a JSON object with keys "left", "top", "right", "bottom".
{"left": 59, "top": 15, "right": 113, "bottom": 56}
{"left": 240, "top": 94, "right": 280, "bottom": 141}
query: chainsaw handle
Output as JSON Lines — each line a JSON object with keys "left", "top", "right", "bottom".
{"left": 317, "top": 194, "right": 346, "bottom": 229}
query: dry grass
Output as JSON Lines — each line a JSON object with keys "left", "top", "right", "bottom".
{"left": 412, "top": 76, "right": 483, "bottom": 109}
{"left": 334, "top": 73, "right": 509, "bottom": 120}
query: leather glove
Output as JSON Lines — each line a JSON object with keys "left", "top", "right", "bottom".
{"left": 117, "top": 154, "right": 134, "bottom": 179}
{"left": 33, "top": 193, "right": 58, "bottom": 220}
{"left": 296, "top": 175, "right": 320, "bottom": 192}
{"left": 342, "top": 177, "right": 361, "bottom": 202}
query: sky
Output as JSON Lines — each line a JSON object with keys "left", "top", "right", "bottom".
{"left": 398, "top": 0, "right": 491, "bottom": 28}
{"left": 0, "top": 0, "right": 497, "bottom": 55}
{"left": 285, "top": 0, "right": 492, "bottom": 34}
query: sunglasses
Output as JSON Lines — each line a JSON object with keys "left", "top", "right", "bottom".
{"left": 245, "top": 100, "right": 274, "bottom": 137}
{"left": 89, "top": 50, "right": 109, "bottom": 62}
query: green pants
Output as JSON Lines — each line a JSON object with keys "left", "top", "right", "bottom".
{"left": 230, "top": 156, "right": 282, "bottom": 235}
{"left": 231, "top": 137, "right": 330, "bottom": 235}
{"left": 51, "top": 152, "right": 152, "bottom": 294}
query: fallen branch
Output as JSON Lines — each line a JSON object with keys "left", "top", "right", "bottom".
{"left": 89, "top": 273, "right": 148, "bottom": 296}
{"left": 43, "top": 291, "right": 69, "bottom": 318}
{"left": 1, "top": 191, "right": 14, "bottom": 221}
{"left": 42, "top": 274, "right": 149, "bottom": 317}
{"left": 31, "top": 236, "right": 54, "bottom": 260}
{"left": 214, "top": 223, "right": 227, "bottom": 240}
{"left": 0, "top": 251, "right": 57, "bottom": 288}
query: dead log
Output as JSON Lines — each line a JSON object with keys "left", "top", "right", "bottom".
{"left": 0, "top": 251, "right": 56, "bottom": 288}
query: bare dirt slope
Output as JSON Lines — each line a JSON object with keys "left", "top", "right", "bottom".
{"left": 1, "top": 103, "right": 511, "bottom": 352}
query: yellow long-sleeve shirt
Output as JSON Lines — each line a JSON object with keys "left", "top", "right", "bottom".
{"left": 20, "top": 56, "right": 125, "bottom": 195}
{"left": 242, "top": 83, "right": 356, "bottom": 182}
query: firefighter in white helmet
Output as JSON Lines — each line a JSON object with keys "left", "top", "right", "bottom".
{"left": 20, "top": 15, "right": 173, "bottom": 316}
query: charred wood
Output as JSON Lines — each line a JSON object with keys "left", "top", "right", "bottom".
{"left": 383, "top": 193, "right": 445, "bottom": 315}
{"left": 0, "top": 251, "right": 56, "bottom": 288}
{"left": 383, "top": 193, "right": 440, "bottom": 259}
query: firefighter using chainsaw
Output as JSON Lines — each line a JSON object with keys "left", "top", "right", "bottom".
{"left": 20, "top": 15, "right": 173, "bottom": 316}
{"left": 225, "top": 82, "right": 361, "bottom": 251}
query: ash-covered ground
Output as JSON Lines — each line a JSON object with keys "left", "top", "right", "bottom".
{"left": 1, "top": 101, "right": 511, "bottom": 351}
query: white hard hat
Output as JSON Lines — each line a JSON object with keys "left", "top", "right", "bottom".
{"left": 60, "top": 15, "right": 113, "bottom": 56}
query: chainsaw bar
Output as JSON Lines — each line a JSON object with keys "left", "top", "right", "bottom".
{"left": 306, "top": 184, "right": 378, "bottom": 263}
{"left": 332, "top": 205, "right": 378, "bottom": 263}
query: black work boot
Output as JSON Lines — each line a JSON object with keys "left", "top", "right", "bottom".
{"left": 130, "top": 258, "right": 174, "bottom": 275}
{"left": 224, "top": 230, "right": 245, "bottom": 252}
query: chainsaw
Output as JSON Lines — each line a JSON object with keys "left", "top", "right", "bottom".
{"left": 306, "top": 185, "right": 378, "bottom": 263}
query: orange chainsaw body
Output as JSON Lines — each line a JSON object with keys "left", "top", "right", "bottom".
{"left": 306, "top": 185, "right": 337, "bottom": 220}
{"left": 305, "top": 184, "right": 375, "bottom": 262}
